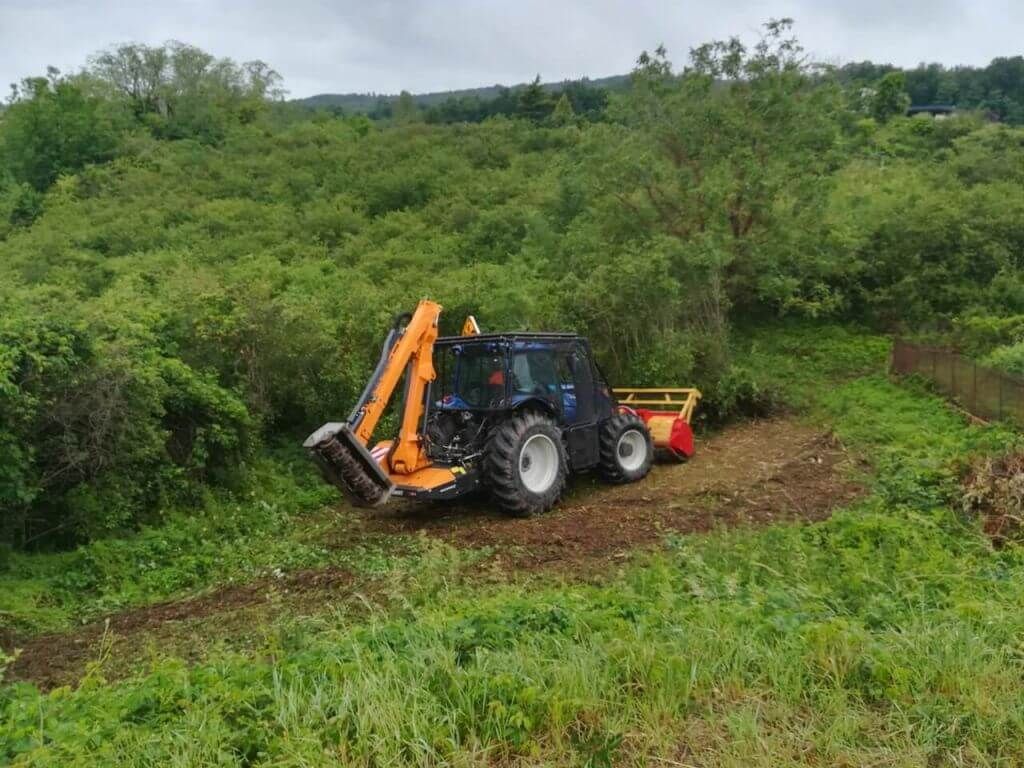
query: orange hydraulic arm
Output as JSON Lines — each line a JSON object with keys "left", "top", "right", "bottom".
{"left": 305, "top": 299, "right": 482, "bottom": 507}
{"left": 350, "top": 299, "right": 441, "bottom": 474}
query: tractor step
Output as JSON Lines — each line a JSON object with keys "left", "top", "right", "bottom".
{"left": 303, "top": 422, "right": 394, "bottom": 506}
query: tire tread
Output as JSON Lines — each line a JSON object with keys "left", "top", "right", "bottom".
{"left": 484, "top": 411, "right": 567, "bottom": 517}
{"left": 598, "top": 412, "right": 654, "bottom": 484}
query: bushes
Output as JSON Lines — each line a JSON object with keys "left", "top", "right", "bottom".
{"left": 0, "top": 72, "right": 129, "bottom": 192}
{"left": 5, "top": 43, "right": 1024, "bottom": 549}
{"left": 0, "top": 309, "right": 252, "bottom": 547}
{"left": 0, "top": 457, "right": 336, "bottom": 635}
{"left": 696, "top": 363, "right": 781, "bottom": 426}
{"left": 982, "top": 342, "right": 1024, "bottom": 376}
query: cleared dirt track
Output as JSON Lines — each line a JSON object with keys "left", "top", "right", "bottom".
{"left": 7, "top": 418, "right": 863, "bottom": 690}
{"left": 373, "top": 417, "right": 864, "bottom": 569}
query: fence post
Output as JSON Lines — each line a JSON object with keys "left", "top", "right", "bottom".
{"left": 999, "top": 375, "right": 1005, "bottom": 421}
{"left": 973, "top": 361, "right": 977, "bottom": 414}
{"left": 951, "top": 353, "right": 956, "bottom": 399}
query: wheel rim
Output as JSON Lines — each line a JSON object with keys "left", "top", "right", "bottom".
{"left": 519, "top": 434, "right": 559, "bottom": 494}
{"left": 616, "top": 429, "right": 648, "bottom": 472}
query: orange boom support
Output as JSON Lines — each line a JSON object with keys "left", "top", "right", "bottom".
{"left": 613, "top": 388, "right": 701, "bottom": 461}
{"left": 304, "top": 300, "right": 443, "bottom": 506}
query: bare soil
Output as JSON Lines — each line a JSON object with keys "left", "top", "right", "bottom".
{"left": 6, "top": 567, "right": 353, "bottom": 691}
{"left": 371, "top": 418, "right": 864, "bottom": 570}
{"left": 6, "top": 417, "right": 864, "bottom": 691}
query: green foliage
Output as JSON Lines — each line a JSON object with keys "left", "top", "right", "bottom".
{"left": 350, "top": 77, "right": 612, "bottom": 125}
{"left": 695, "top": 363, "right": 781, "bottom": 426}
{"left": 517, "top": 75, "right": 553, "bottom": 123}
{"left": 0, "top": 456, "right": 339, "bottom": 635}
{"left": 952, "top": 313, "right": 1024, "bottom": 356}
{"left": 839, "top": 56, "right": 1024, "bottom": 124}
{"left": 0, "top": 648, "right": 17, "bottom": 686}
{"left": 4, "top": 25, "right": 1024, "bottom": 550}
{"left": 598, "top": 20, "right": 844, "bottom": 369}
{"left": 6, "top": 448, "right": 1024, "bottom": 763}
{"left": 825, "top": 140, "right": 1024, "bottom": 325}
{"left": 0, "top": 301, "right": 252, "bottom": 546}
{"left": 6, "top": 25, "right": 1024, "bottom": 763}
{"left": 548, "top": 93, "right": 576, "bottom": 127}
{"left": 0, "top": 70, "right": 128, "bottom": 192}
{"left": 88, "top": 42, "right": 283, "bottom": 144}
{"left": 3, "top": 288, "right": 1024, "bottom": 766}
{"left": 869, "top": 72, "right": 911, "bottom": 122}
{"left": 982, "top": 341, "right": 1024, "bottom": 375}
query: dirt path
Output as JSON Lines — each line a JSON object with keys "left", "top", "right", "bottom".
{"left": 371, "top": 418, "right": 863, "bottom": 569}
{"left": 6, "top": 418, "right": 863, "bottom": 690}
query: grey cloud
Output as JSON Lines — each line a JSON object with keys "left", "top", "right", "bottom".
{"left": 1, "top": 0, "right": 1020, "bottom": 99}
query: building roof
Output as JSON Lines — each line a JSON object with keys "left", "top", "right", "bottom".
{"left": 907, "top": 104, "right": 956, "bottom": 115}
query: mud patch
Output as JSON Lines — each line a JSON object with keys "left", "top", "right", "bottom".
{"left": 371, "top": 418, "right": 864, "bottom": 570}
{"left": 6, "top": 567, "right": 352, "bottom": 691}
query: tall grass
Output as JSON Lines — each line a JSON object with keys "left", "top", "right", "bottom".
{"left": 4, "top": 502, "right": 1024, "bottom": 765}
{"left": 4, "top": 325, "right": 1024, "bottom": 765}
{"left": 0, "top": 455, "right": 371, "bottom": 637}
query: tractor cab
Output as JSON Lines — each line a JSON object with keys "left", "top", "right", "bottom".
{"left": 432, "top": 333, "right": 614, "bottom": 423}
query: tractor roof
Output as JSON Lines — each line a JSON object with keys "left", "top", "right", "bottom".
{"left": 436, "top": 331, "right": 581, "bottom": 346}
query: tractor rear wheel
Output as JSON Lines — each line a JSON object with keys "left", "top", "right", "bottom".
{"left": 599, "top": 412, "right": 654, "bottom": 484}
{"left": 484, "top": 411, "right": 568, "bottom": 517}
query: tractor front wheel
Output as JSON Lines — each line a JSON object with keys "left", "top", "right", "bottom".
{"left": 484, "top": 411, "right": 568, "bottom": 517}
{"left": 599, "top": 413, "right": 654, "bottom": 484}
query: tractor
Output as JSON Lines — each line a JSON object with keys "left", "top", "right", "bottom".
{"left": 305, "top": 300, "right": 699, "bottom": 516}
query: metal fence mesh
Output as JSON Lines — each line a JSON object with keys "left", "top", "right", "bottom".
{"left": 891, "top": 340, "right": 1024, "bottom": 425}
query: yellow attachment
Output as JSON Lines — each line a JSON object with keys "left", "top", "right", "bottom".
{"left": 613, "top": 388, "right": 702, "bottom": 424}
{"left": 461, "top": 315, "right": 481, "bottom": 335}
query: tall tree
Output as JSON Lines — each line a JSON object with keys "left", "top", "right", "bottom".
{"left": 392, "top": 90, "right": 420, "bottom": 124}
{"left": 0, "top": 68, "right": 127, "bottom": 191}
{"left": 88, "top": 42, "right": 283, "bottom": 142}
{"left": 602, "top": 20, "right": 843, "bottom": 366}
{"left": 517, "top": 75, "right": 552, "bottom": 122}
{"left": 871, "top": 71, "right": 911, "bottom": 121}
{"left": 549, "top": 92, "right": 576, "bottom": 126}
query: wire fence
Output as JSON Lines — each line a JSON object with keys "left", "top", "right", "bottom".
{"left": 891, "top": 339, "right": 1024, "bottom": 425}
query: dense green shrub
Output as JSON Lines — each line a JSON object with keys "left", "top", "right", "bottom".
{"left": 982, "top": 342, "right": 1024, "bottom": 375}
{"left": 0, "top": 306, "right": 252, "bottom": 546}
{"left": 4, "top": 30, "right": 1024, "bottom": 546}
{"left": 695, "top": 364, "right": 782, "bottom": 426}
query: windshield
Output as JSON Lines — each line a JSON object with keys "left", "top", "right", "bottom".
{"left": 435, "top": 343, "right": 506, "bottom": 409}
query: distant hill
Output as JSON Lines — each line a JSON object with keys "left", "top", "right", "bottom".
{"left": 294, "top": 74, "right": 630, "bottom": 112}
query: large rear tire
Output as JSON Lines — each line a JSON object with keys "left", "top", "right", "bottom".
{"left": 484, "top": 411, "right": 568, "bottom": 517}
{"left": 599, "top": 413, "right": 654, "bottom": 484}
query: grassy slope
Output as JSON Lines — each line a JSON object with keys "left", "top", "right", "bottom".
{"left": 4, "top": 325, "right": 1024, "bottom": 766}
{"left": 0, "top": 459, "right": 365, "bottom": 637}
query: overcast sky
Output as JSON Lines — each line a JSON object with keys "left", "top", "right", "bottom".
{"left": 2, "top": 0, "right": 1022, "bottom": 99}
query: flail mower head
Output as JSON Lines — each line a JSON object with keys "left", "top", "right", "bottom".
{"left": 613, "top": 388, "right": 701, "bottom": 461}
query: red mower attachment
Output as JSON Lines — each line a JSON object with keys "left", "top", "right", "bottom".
{"left": 613, "top": 388, "right": 701, "bottom": 462}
